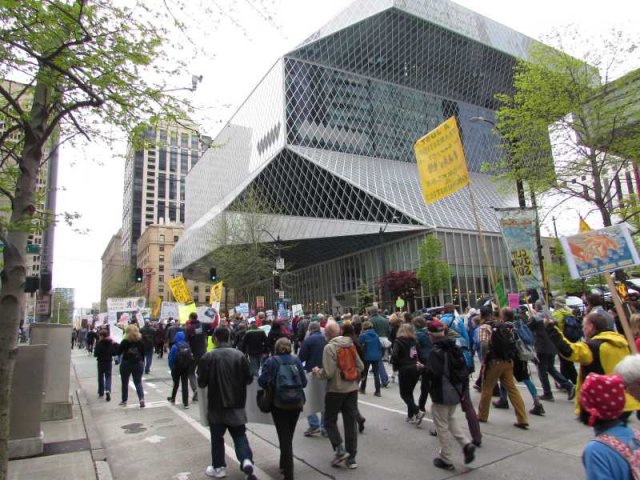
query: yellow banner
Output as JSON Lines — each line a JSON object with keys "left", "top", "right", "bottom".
{"left": 151, "top": 297, "right": 162, "bottom": 319}
{"left": 179, "top": 302, "right": 197, "bottom": 324}
{"left": 168, "top": 276, "right": 194, "bottom": 304}
{"left": 210, "top": 281, "right": 223, "bottom": 305}
{"left": 414, "top": 116, "right": 470, "bottom": 204}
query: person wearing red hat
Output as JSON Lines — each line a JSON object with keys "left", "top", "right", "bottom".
{"left": 580, "top": 373, "right": 640, "bottom": 479}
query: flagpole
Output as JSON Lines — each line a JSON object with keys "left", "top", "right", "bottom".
{"left": 468, "top": 184, "right": 497, "bottom": 295}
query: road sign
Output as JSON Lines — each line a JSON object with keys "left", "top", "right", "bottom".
{"left": 278, "top": 290, "right": 285, "bottom": 299}
{"left": 282, "top": 297, "right": 291, "bottom": 303}
{"left": 395, "top": 297, "right": 405, "bottom": 308}
{"left": 36, "top": 295, "right": 51, "bottom": 316}
{"left": 275, "top": 257, "right": 285, "bottom": 270}
{"left": 26, "top": 244, "right": 40, "bottom": 254}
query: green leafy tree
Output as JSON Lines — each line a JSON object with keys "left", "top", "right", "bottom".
{"left": 545, "top": 240, "right": 585, "bottom": 295}
{"left": 356, "top": 281, "right": 373, "bottom": 313}
{"left": 417, "top": 235, "right": 451, "bottom": 299}
{"left": 493, "top": 29, "right": 640, "bottom": 227}
{"left": 51, "top": 289, "right": 74, "bottom": 324}
{"left": 0, "top": 1, "right": 196, "bottom": 472}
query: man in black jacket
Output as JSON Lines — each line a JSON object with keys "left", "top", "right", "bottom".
{"left": 198, "top": 327, "right": 257, "bottom": 480}
{"left": 242, "top": 321, "right": 268, "bottom": 376}
{"left": 186, "top": 312, "right": 207, "bottom": 402}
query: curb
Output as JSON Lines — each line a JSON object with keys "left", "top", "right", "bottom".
{"left": 73, "top": 362, "right": 114, "bottom": 480}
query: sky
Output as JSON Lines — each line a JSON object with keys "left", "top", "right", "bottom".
{"left": 53, "top": 0, "right": 640, "bottom": 308}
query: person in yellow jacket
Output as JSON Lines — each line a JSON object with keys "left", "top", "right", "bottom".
{"left": 544, "top": 311, "right": 640, "bottom": 415}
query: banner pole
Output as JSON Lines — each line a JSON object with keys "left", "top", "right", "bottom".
{"left": 468, "top": 185, "right": 497, "bottom": 295}
{"left": 604, "top": 272, "right": 638, "bottom": 354}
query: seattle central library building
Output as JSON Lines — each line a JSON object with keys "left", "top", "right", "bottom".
{"left": 173, "top": 0, "right": 542, "bottom": 313}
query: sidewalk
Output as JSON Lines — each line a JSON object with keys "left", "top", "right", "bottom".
{"left": 8, "top": 353, "right": 100, "bottom": 480}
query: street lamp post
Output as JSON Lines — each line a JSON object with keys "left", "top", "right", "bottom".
{"left": 379, "top": 216, "right": 398, "bottom": 310}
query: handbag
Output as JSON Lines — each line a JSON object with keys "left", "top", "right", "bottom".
{"left": 256, "top": 387, "right": 273, "bottom": 413}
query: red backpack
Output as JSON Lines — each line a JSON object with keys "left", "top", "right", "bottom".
{"left": 336, "top": 345, "right": 360, "bottom": 381}
{"left": 595, "top": 428, "right": 640, "bottom": 479}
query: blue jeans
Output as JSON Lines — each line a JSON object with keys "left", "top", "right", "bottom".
{"left": 144, "top": 350, "right": 153, "bottom": 374}
{"left": 209, "top": 423, "right": 253, "bottom": 469}
{"left": 120, "top": 360, "right": 144, "bottom": 402}
{"left": 97, "top": 361, "right": 112, "bottom": 396}
{"left": 378, "top": 359, "right": 389, "bottom": 385}
{"left": 307, "top": 411, "right": 325, "bottom": 430}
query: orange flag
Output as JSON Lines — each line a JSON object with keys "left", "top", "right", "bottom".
{"left": 579, "top": 216, "right": 592, "bottom": 233}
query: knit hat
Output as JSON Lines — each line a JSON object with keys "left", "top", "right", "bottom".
{"left": 427, "top": 319, "right": 445, "bottom": 337}
{"left": 580, "top": 373, "right": 626, "bottom": 426}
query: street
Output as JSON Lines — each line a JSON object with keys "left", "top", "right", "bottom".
{"left": 69, "top": 349, "right": 595, "bottom": 480}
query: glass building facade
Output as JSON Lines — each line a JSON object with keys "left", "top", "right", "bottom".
{"left": 173, "top": 0, "right": 542, "bottom": 312}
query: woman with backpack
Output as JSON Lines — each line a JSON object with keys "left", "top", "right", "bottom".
{"left": 391, "top": 323, "right": 421, "bottom": 424}
{"left": 358, "top": 321, "right": 383, "bottom": 396}
{"left": 116, "top": 324, "right": 146, "bottom": 408}
{"left": 167, "top": 331, "right": 192, "bottom": 409}
{"left": 258, "top": 337, "right": 306, "bottom": 480}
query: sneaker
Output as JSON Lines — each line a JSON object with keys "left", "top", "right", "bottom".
{"left": 433, "top": 458, "right": 455, "bottom": 471}
{"left": 374, "top": 391, "right": 381, "bottom": 397}
{"left": 514, "top": 422, "right": 529, "bottom": 430}
{"left": 472, "top": 439, "right": 482, "bottom": 448}
{"left": 359, "top": 387, "right": 365, "bottom": 394}
{"left": 192, "top": 392, "right": 198, "bottom": 402}
{"left": 331, "top": 445, "right": 350, "bottom": 467}
{"left": 567, "top": 384, "right": 576, "bottom": 401}
{"left": 118, "top": 401, "right": 126, "bottom": 406}
{"left": 463, "top": 443, "right": 476, "bottom": 464}
{"left": 358, "top": 417, "right": 366, "bottom": 433}
{"left": 321, "top": 429, "right": 328, "bottom": 437}
{"left": 105, "top": 392, "right": 111, "bottom": 402}
{"left": 345, "top": 457, "right": 358, "bottom": 469}
{"left": 98, "top": 393, "right": 103, "bottom": 398}
{"left": 492, "top": 400, "right": 509, "bottom": 409}
{"left": 406, "top": 415, "right": 417, "bottom": 424}
{"left": 167, "top": 397, "right": 175, "bottom": 404}
{"left": 304, "top": 427, "right": 321, "bottom": 437}
{"left": 184, "top": 404, "right": 189, "bottom": 409}
{"left": 415, "top": 410, "right": 426, "bottom": 426}
{"left": 529, "top": 403, "right": 545, "bottom": 416}
{"left": 539, "top": 393, "right": 555, "bottom": 402}
{"left": 241, "top": 459, "right": 256, "bottom": 480}
{"left": 140, "top": 400, "right": 145, "bottom": 408}
{"left": 382, "top": 382, "right": 390, "bottom": 388}
{"left": 205, "top": 465, "right": 227, "bottom": 478}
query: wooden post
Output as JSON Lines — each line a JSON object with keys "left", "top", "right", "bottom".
{"left": 604, "top": 272, "right": 638, "bottom": 354}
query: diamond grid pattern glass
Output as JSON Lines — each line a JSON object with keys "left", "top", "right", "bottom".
{"left": 173, "top": 0, "right": 539, "bottom": 301}
{"left": 229, "top": 149, "right": 418, "bottom": 225}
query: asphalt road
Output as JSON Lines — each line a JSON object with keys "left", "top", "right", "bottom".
{"left": 72, "top": 349, "right": 594, "bottom": 480}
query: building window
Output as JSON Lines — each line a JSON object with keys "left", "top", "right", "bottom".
{"left": 159, "top": 275, "right": 164, "bottom": 283}
{"left": 159, "top": 265, "right": 164, "bottom": 272}
{"left": 194, "top": 285, "right": 199, "bottom": 292}
{"left": 159, "top": 234, "right": 165, "bottom": 243}
{"left": 158, "top": 285, "right": 164, "bottom": 293}
{"left": 174, "top": 235, "right": 179, "bottom": 242}
{"left": 159, "top": 245, "right": 164, "bottom": 252}
{"left": 159, "top": 255, "right": 164, "bottom": 262}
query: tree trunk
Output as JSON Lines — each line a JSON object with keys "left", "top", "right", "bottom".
{"left": 0, "top": 76, "right": 50, "bottom": 479}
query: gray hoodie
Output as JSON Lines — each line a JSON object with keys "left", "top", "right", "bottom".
{"left": 317, "top": 335, "right": 364, "bottom": 393}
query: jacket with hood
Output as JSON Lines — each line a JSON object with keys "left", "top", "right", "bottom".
{"left": 185, "top": 319, "right": 207, "bottom": 357}
{"left": 316, "top": 335, "right": 364, "bottom": 393}
{"left": 168, "top": 331, "right": 190, "bottom": 370}
{"left": 242, "top": 326, "right": 268, "bottom": 356}
{"left": 529, "top": 313, "right": 558, "bottom": 355}
{"left": 391, "top": 336, "right": 418, "bottom": 371}
{"left": 94, "top": 337, "right": 115, "bottom": 363}
{"left": 298, "top": 330, "right": 326, "bottom": 372}
{"left": 359, "top": 328, "right": 382, "bottom": 362}
{"left": 546, "top": 325, "right": 640, "bottom": 414}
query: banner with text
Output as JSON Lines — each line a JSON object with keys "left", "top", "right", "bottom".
{"left": 495, "top": 208, "right": 543, "bottom": 290}
{"left": 210, "top": 281, "right": 223, "bottom": 306}
{"left": 560, "top": 223, "right": 640, "bottom": 279}
{"left": 168, "top": 276, "right": 194, "bottom": 304}
{"left": 414, "top": 116, "right": 470, "bottom": 205}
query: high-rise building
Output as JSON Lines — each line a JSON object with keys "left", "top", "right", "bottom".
{"left": 136, "top": 224, "right": 210, "bottom": 304}
{"left": 121, "top": 119, "right": 207, "bottom": 267}
{"left": 100, "top": 230, "right": 127, "bottom": 310}
{"left": 171, "top": 0, "right": 568, "bottom": 312}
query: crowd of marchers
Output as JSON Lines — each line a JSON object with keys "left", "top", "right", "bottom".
{"left": 76, "top": 294, "right": 640, "bottom": 480}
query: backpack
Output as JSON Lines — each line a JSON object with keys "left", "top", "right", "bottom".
{"left": 272, "top": 357, "right": 305, "bottom": 410}
{"left": 563, "top": 315, "right": 583, "bottom": 342}
{"left": 513, "top": 319, "right": 535, "bottom": 346}
{"left": 437, "top": 344, "right": 468, "bottom": 405}
{"left": 594, "top": 428, "right": 640, "bottom": 479}
{"left": 175, "top": 342, "right": 193, "bottom": 369}
{"left": 126, "top": 344, "right": 142, "bottom": 363}
{"left": 513, "top": 319, "right": 536, "bottom": 361}
{"left": 489, "top": 322, "right": 518, "bottom": 360}
{"left": 336, "top": 344, "right": 360, "bottom": 382}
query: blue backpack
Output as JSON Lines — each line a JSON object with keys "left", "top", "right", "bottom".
{"left": 442, "top": 314, "right": 474, "bottom": 372}
{"left": 513, "top": 319, "right": 534, "bottom": 346}
{"left": 563, "top": 315, "right": 582, "bottom": 342}
{"left": 272, "top": 357, "right": 305, "bottom": 410}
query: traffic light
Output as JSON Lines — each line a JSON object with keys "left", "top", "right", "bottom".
{"left": 135, "top": 268, "right": 144, "bottom": 283}
{"left": 209, "top": 267, "right": 217, "bottom": 282}
{"left": 40, "top": 272, "right": 52, "bottom": 292}
{"left": 273, "top": 274, "right": 280, "bottom": 290}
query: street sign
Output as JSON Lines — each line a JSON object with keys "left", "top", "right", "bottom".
{"left": 282, "top": 297, "right": 291, "bottom": 303}
{"left": 26, "top": 244, "right": 40, "bottom": 254}
{"left": 275, "top": 257, "right": 285, "bottom": 270}
{"left": 36, "top": 295, "right": 51, "bottom": 316}
{"left": 395, "top": 297, "right": 405, "bottom": 308}
{"left": 278, "top": 290, "right": 285, "bottom": 299}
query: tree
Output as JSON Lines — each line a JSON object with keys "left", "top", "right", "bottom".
{"left": 0, "top": 1, "right": 194, "bottom": 473}
{"left": 493, "top": 29, "right": 640, "bottom": 228}
{"left": 416, "top": 235, "right": 451, "bottom": 299}
{"left": 51, "top": 288, "right": 74, "bottom": 324}
{"left": 208, "top": 191, "right": 281, "bottom": 293}
{"left": 356, "top": 281, "right": 373, "bottom": 313}
{"left": 378, "top": 271, "right": 420, "bottom": 307}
